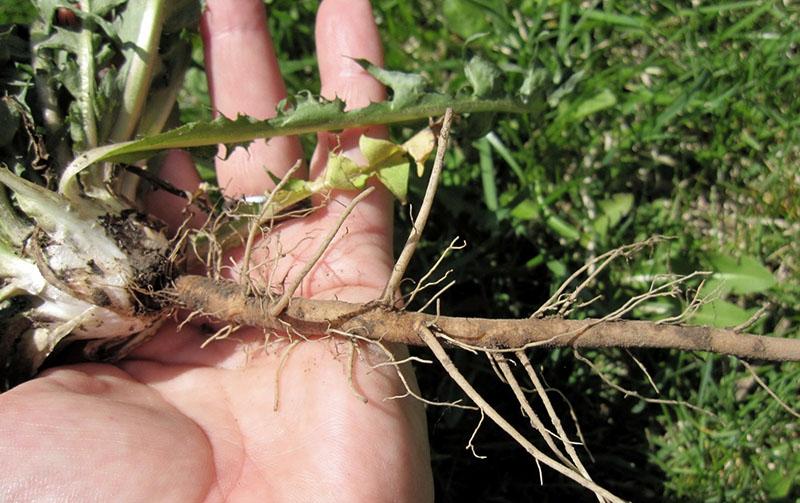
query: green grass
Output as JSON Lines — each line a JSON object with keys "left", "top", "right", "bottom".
{"left": 368, "top": 1, "right": 799, "bottom": 500}
{"left": 4, "top": 0, "right": 799, "bottom": 500}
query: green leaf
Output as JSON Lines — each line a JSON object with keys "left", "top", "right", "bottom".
{"left": 764, "top": 465, "right": 797, "bottom": 499}
{"left": 85, "top": 0, "right": 128, "bottom": 16}
{"left": 519, "top": 67, "right": 547, "bottom": 100}
{"left": 464, "top": 55, "right": 501, "bottom": 98}
{"left": 547, "top": 215, "right": 581, "bottom": 241}
{"left": 357, "top": 59, "right": 429, "bottom": 108}
{"left": 59, "top": 89, "right": 527, "bottom": 200}
{"left": 593, "top": 192, "right": 633, "bottom": 238}
{"left": 442, "top": 0, "right": 492, "bottom": 37}
{"left": 547, "top": 259, "right": 567, "bottom": 278}
{"left": 510, "top": 199, "right": 540, "bottom": 221}
{"left": 581, "top": 10, "right": 650, "bottom": 30}
{"left": 462, "top": 56, "right": 503, "bottom": 137}
{"left": 376, "top": 162, "right": 409, "bottom": 203}
{"left": 36, "top": 26, "right": 81, "bottom": 54}
{"left": 704, "top": 253, "right": 777, "bottom": 295}
{"left": 548, "top": 70, "right": 586, "bottom": 107}
{"left": 573, "top": 89, "right": 617, "bottom": 120}
{"left": 324, "top": 152, "right": 368, "bottom": 191}
{"left": 359, "top": 135, "right": 405, "bottom": 166}
{"left": 689, "top": 299, "right": 757, "bottom": 328}
{"left": 360, "top": 136, "right": 410, "bottom": 203}
{"left": 272, "top": 179, "right": 312, "bottom": 209}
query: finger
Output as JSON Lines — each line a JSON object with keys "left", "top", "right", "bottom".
{"left": 276, "top": 0, "right": 390, "bottom": 303}
{"left": 201, "top": 0, "right": 304, "bottom": 197}
{"left": 143, "top": 149, "right": 206, "bottom": 234}
{"left": 317, "top": 0, "right": 386, "bottom": 111}
{"left": 311, "top": 0, "right": 391, "bottom": 202}
{"left": 313, "top": 0, "right": 388, "bottom": 178}
{"left": 228, "top": 0, "right": 394, "bottom": 301}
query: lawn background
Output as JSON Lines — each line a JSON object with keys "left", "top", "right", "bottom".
{"left": 2, "top": 1, "right": 798, "bottom": 500}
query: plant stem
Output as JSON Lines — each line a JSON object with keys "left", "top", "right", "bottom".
{"left": 135, "top": 44, "right": 192, "bottom": 138}
{"left": 108, "top": 0, "right": 166, "bottom": 143}
{"left": 30, "top": 57, "right": 72, "bottom": 170}
{"left": 381, "top": 108, "right": 453, "bottom": 303}
{"left": 78, "top": 0, "right": 98, "bottom": 149}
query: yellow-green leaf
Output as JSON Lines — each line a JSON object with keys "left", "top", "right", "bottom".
{"left": 360, "top": 135, "right": 406, "bottom": 167}
{"left": 402, "top": 127, "right": 436, "bottom": 177}
{"left": 324, "top": 152, "right": 368, "bottom": 190}
{"left": 376, "top": 161, "right": 409, "bottom": 203}
{"left": 360, "top": 135, "right": 411, "bottom": 203}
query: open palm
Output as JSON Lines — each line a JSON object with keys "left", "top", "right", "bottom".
{"left": 0, "top": 1, "right": 432, "bottom": 501}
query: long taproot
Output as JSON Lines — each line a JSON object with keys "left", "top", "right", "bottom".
{"left": 173, "top": 275, "right": 800, "bottom": 361}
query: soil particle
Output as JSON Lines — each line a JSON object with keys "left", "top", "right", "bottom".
{"left": 99, "top": 210, "right": 175, "bottom": 313}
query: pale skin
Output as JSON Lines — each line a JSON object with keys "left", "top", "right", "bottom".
{"left": 0, "top": 1, "right": 434, "bottom": 501}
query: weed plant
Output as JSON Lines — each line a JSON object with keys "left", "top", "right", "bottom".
{"left": 2, "top": 1, "right": 798, "bottom": 500}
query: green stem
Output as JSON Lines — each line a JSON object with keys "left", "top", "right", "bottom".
{"left": 108, "top": 0, "right": 166, "bottom": 143}
{"left": 135, "top": 42, "right": 191, "bottom": 137}
{"left": 78, "top": 0, "right": 98, "bottom": 149}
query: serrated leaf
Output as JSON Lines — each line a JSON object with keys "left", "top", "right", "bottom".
{"left": 324, "top": 153, "right": 368, "bottom": 190}
{"left": 704, "top": 253, "right": 776, "bottom": 294}
{"left": 356, "top": 58, "right": 428, "bottom": 108}
{"left": 36, "top": 27, "right": 81, "bottom": 54}
{"left": 283, "top": 91, "right": 346, "bottom": 125}
{"left": 403, "top": 127, "right": 436, "bottom": 177}
{"left": 59, "top": 80, "right": 529, "bottom": 200}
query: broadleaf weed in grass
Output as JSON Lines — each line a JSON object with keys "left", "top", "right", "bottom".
{"left": 1, "top": 0, "right": 798, "bottom": 500}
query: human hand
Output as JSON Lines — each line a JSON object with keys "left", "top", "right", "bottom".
{"left": 0, "top": 1, "right": 433, "bottom": 501}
